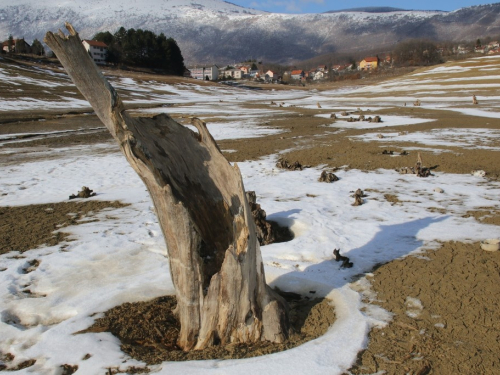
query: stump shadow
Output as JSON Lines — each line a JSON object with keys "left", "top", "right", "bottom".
{"left": 270, "top": 216, "right": 448, "bottom": 295}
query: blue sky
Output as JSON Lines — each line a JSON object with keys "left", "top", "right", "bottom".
{"left": 229, "top": 0, "right": 494, "bottom": 13}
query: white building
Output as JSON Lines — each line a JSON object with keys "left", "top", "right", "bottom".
{"left": 223, "top": 69, "right": 242, "bottom": 79}
{"left": 82, "top": 40, "right": 108, "bottom": 65}
{"left": 265, "top": 70, "right": 279, "bottom": 82}
{"left": 189, "top": 66, "right": 219, "bottom": 81}
{"left": 313, "top": 71, "right": 325, "bottom": 80}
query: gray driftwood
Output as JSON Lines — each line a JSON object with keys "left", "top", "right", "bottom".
{"left": 44, "top": 23, "right": 289, "bottom": 351}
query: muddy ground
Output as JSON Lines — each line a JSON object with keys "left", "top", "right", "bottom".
{"left": 1, "top": 57, "right": 500, "bottom": 372}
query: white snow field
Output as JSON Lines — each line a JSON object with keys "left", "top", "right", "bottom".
{"left": 1, "top": 55, "right": 500, "bottom": 374}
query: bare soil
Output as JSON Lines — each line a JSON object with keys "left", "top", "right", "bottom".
{"left": 218, "top": 106, "right": 500, "bottom": 179}
{"left": 2, "top": 57, "right": 500, "bottom": 369}
{"left": 0, "top": 200, "right": 128, "bottom": 255}
{"left": 350, "top": 241, "right": 500, "bottom": 375}
{"left": 76, "top": 293, "right": 335, "bottom": 364}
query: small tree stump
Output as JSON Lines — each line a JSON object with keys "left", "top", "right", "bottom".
{"left": 318, "top": 171, "right": 339, "bottom": 183}
{"left": 351, "top": 189, "right": 366, "bottom": 206}
{"left": 69, "top": 186, "right": 96, "bottom": 199}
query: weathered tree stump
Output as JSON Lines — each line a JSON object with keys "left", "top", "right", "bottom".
{"left": 246, "top": 191, "right": 293, "bottom": 246}
{"left": 69, "top": 186, "right": 96, "bottom": 199}
{"left": 351, "top": 188, "right": 366, "bottom": 206}
{"left": 45, "top": 23, "right": 290, "bottom": 351}
{"left": 276, "top": 157, "right": 308, "bottom": 171}
{"left": 318, "top": 171, "right": 339, "bottom": 183}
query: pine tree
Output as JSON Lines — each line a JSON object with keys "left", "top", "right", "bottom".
{"left": 15, "top": 38, "right": 28, "bottom": 54}
{"left": 7, "top": 34, "right": 13, "bottom": 53}
{"left": 31, "top": 39, "right": 45, "bottom": 56}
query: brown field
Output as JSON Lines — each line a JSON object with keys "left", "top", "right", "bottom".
{"left": 1, "top": 55, "right": 500, "bottom": 373}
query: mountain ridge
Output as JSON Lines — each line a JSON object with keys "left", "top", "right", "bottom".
{"left": 324, "top": 7, "right": 416, "bottom": 13}
{"left": 1, "top": 0, "right": 499, "bottom": 64}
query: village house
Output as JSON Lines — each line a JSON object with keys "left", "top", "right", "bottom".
{"left": 2, "top": 38, "right": 31, "bottom": 53}
{"left": 488, "top": 41, "right": 499, "bottom": 49}
{"left": 475, "top": 45, "right": 487, "bottom": 53}
{"left": 317, "top": 65, "right": 328, "bottom": 72}
{"left": 249, "top": 69, "right": 260, "bottom": 78}
{"left": 313, "top": 70, "right": 326, "bottom": 80}
{"left": 189, "top": 65, "right": 219, "bottom": 81}
{"left": 238, "top": 66, "right": 250, "bottom": 75}
{"left": 456, "top": 45, "right": 471, "bottom": 54}
{"left": 223, "top": 68, "right": 242, "bottom": 79}
{"left": 264, "top": 70, "right": 280, "bottom": 82}
{"left": 359, "top": 56, "right": 380, "bottom": 71}
{"left": 332, "top": 64, "right": 351, "bottom": 73}
{"left": 290, "top": 69, "right": 305, "bottom": 80}
{"left": 82, "top": 40, "right": 108, "bottom": 65}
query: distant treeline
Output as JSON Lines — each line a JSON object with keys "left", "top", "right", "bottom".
{"left": 392, "top": 39, "right": 442, "bottom": 66}
{"left": 93, "top": 28, "right": 186, "bottom": 75}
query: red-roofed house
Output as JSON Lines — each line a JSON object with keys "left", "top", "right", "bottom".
{"left": 290, "top": 69, "right": 305, "bottom": 80}
{"left": 82, "top": 40, "right": 108, "bottom": 65}
{"left": 238, "top": 66, "right": 250, "bottom": 75}
{"left": 359, "top": 56, "right": 380, "bottom": 71}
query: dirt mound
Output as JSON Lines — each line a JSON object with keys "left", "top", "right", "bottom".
{"left": 78, "top": 292, "right": 335, "bottom": 364}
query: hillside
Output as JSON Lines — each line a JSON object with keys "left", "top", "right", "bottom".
{"left": 1, "top": 1, "right": 500, "bottom": 65}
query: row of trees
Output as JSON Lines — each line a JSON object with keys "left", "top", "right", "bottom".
{"left": 392, "top": 39, "right": 442, "bottom": 66}
{"left": 93, "top": 28, "right": 186, "bottom": 75}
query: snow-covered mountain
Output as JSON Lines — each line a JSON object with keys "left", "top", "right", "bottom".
{"left": 1, "top": 0, "right": 500, "bottom": 64}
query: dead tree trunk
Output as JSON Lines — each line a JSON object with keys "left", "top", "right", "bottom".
{"left": 44, "top": 23, "right": 289, "bottom": 351}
